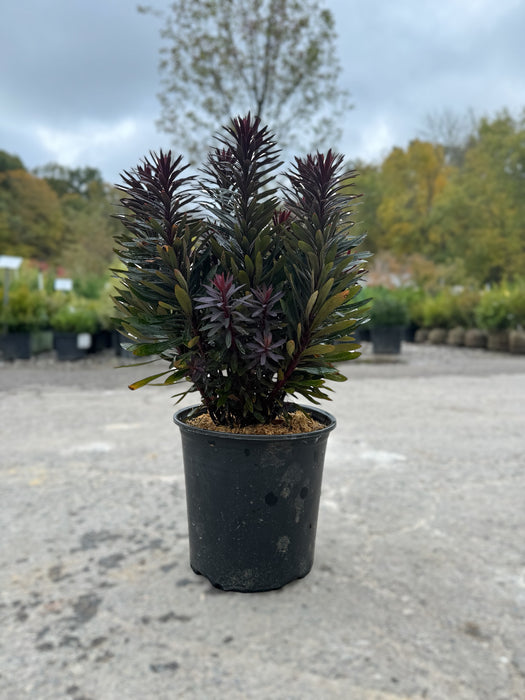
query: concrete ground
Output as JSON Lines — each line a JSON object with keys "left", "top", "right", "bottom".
{"left": 0, "top": 343, "right": 524, "bottom": 700}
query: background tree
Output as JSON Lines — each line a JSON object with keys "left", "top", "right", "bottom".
{"left": 0, "top": 159, "right": 118, "bottom": 285}
{"left": 431, "top": 110, "right": 525, "bottom": 284}
{"left": 0, "top": 150, "right": 25, "bottom": 173}
{"left": 419, "top": 109, "right": 475, "bottom": 167}
{"left": 346, "top": 160, "right": 384, "bottom": 253}
{"left": 33, "top": 163, "right": 104, "bottom": 198}
{"left": 0, "top": 169, "right": 64, "bottom": 260}
{"left": 58, "top": 182, "right": 121, "bottom": 287}
{"left": 33, "top": 164, "right": 121, "bottom": 283}
{"left": 140, "top": 0, "right": 350, "bottom": 160}
{"left": 375, "top": 140, "right": 452, "bottom": 259}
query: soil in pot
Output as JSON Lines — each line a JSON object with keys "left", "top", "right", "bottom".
{"left": 187, "top": 409, "right": 325, "bottom": 435}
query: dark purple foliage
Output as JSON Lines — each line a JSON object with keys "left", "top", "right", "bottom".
{"left": 114, "top": 114, "right": 369, "bottom": 427}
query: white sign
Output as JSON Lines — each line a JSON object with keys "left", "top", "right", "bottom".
{"left": 76, "top": 333, "right": 92, "bottom": 350}
{"left": 0, "top": 255, "right": 23, "bottom": 270}
{"left": 54, "top": 278, "right": 74, "bottom": 292}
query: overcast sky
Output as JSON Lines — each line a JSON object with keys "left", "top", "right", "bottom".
{"left": 1, "top": 0, "right": 524, "bottom": 184}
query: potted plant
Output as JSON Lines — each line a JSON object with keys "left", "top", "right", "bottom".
{"left": 368, "top": 288, "right": 409, "bottom": 354}
{"left": 508, "top": 284, "right": 525, "bottom": 354}
{"left": 50, "top": 299, "right": 99, "bottom": 360}
{"left": 474, "top": 286, "right": 514, "bottom": 352}
{"left": 113, "top": 114, "right": 369, "bottom": 592}
{"left": 0, "top": 285, "right": 52, "bottom": 360}
{"left": 398, "top": 286, "right": 424, "bottom": 343}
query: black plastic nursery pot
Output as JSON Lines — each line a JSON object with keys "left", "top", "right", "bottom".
{"left": 0, "top": 332, "right": 32, "bottom": 360}
{"left": 173, "top": 405, "right": 336, "bottom": 593}
{"left": 54, "top": 332, "right": 92, "bottom": 361}
{"left": 370, "top": 325, "right": 405, "bottom": 354}
{"left": 0, "top": 331, "right": 53, "bottom": 360}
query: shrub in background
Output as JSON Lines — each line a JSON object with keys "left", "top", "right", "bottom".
{"left": 475, "top": 286, "right": 515, "bottom": 331}
{"left": 0, "top": 286, "right": 48, "bottom": 332}
{"left": 49, "top": 298, "right": 100, "bottom": 334}
{"left": 508, "top": 283, "right": 525, "bottom": 328}
{"left": 420, "top": 290, "right": 459, "bottom": 330}
{"left": 368, "top": 287, "right": 409, "bottom": 327}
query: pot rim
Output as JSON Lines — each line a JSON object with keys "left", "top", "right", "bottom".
{"left": 173, "top": 403, "right": 336, "bottom": 441}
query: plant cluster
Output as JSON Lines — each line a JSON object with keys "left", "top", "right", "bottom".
{"left": 0, "top": 270, "right": 111, "bottom": 335}
{"left": 113, "top": 114, "right": 369, "bottom": 427}
{"left": 0, "top": 286, "right": 48, "bottom": 332}
{"left": 475, "top": 285, "right": 519, "bottom": 331}
{"left": 417, "top": 289, "right": 479, "bottom": 330}
{"left": 375, "top": 282, "right": 525, "bottom": 332}
{"left": 367, "top": 287, "right": 409, "bottom": 327}
{"left": 49, "top": 301, "right": 100, "bottom": 334}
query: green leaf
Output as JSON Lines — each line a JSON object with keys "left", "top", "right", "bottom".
{"left": 175, "top": 285, "right": 192, "bottom": 315}
{"left": 311, "top": 291, "right": 348, "bottom": 328}
{"left": 312, "top": 318, "right": 356, "bottom": 338}
{"left": 128, "top": 340, "right": 173, "bottom": 356}
{"left": 306, "top": 290, "right": 319, "bottom": 318}
{"left": 157, "top": 301, "right": 178, "bottom": 312}
{"left": 317, "top": 277, "right": 334, "bottom": 307}
{"left": 302, "top": 344, "right": 335, "bottom": 356}
{"left": 306, "top": 251, "right": 320, "bottom": 275}
{"left": 140, "top": 280, "right": 174, "bottom": 299}
{"left": 244, "top": 254, "right": 254, "bottom": 278}
{"left": 324, "top": 350, "right": 361, "bottom": 362}
{"left": 173, "top": 269, "right": 188, "bottom": 290}
{"left": 254, "top": 251, "right": 263, "bottom": 283}
{"left": 238, "top": 270, "right": 250, "bottom": 286}
{"left": 327, "top": 372, "right": 348, "bottom": 382}
{"left": 286, "top": 339, "right": 295, "bottom": 357}
{"left": 129, "top": 370, "right": 174, "bottom": 390}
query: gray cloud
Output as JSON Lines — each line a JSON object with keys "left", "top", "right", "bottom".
{"left": 1, "top": 0, "right": 524, "bottom": 182}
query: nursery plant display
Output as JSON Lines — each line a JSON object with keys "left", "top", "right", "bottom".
{"left": 50, "top": 300, "right": 100, "bottom": 361}
{"left": 368, "top": 288, "right": 408, "bottom": 354}
{"left": 0, "top": 286, "right": 52, "bottom": 359}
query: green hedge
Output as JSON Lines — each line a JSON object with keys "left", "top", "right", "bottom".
{"left": 366, "top": 281, "right": 524, "bottom": 333}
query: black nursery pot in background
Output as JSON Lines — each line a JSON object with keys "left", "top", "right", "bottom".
{"left": 54, "top": 332, "right": 92, "bottom": 361}
{"left": 0, "top": 331, "right": 53, "bottom": 360}
{"left": 174, "top": 405, "right": 336, "bottom": 593}
{"left": 0, "top": 332, "right": 32, "bottom": 360}
{"left": 371, "top": 325, "right": 405, "bottom": 354}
